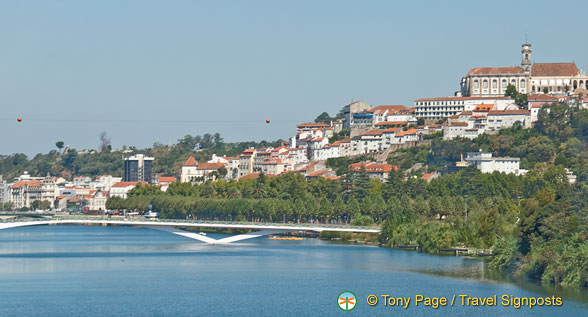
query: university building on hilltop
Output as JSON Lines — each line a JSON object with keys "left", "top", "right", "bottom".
{"left": 460, "top": 43, "right": 588, "bottom": 97}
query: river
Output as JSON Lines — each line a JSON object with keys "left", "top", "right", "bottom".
{"left": 0, "top": 225, "right": 586, "bottom": 316}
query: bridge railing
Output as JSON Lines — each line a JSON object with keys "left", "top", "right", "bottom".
{"left": 0, "top": 215, "right": 379, "bottom": 231}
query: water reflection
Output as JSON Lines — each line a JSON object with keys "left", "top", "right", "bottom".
{"left": 0, "top": 225, "right": 586, "bottom": 316}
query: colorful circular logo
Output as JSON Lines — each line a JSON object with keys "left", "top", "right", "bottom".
{"left": 338, "top": 291, "right": 357, "bottom": 311}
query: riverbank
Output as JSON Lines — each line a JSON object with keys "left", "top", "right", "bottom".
{"left": 319, "top": 228, "right": 588, "bottom": 302}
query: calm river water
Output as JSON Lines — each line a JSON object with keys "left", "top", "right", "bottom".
{"left": 0, "top": 225, "right": 586, "bottom": 316}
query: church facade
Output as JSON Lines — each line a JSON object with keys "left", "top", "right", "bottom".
{"left": 460, "top": 43, "right": 588, "bottom": 97}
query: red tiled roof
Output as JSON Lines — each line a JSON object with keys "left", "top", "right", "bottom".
{"left": 531, "top": 63, "right": 579, "bottom": 77}
{"left": 11, "top": 180, "right": 41, "bottom": 188}
{"left": 473, "top": 104, "right": 494, "bottom": 112}
{"left": 262, "top": 159, "right": 282, "bottom": 165}
{"left": 382, "top": 128, "right": 401, "bottom": 134}
{"left": 369, "top": 105, "right": 409, "bottom": 114}
{"left": 10, "top": 181, "right": 27, "bottom": 188}
{"left": 375, "top": 121, "right": 408, "bottom": 126}
{"left": 449, "top": 122, "right": 468, "bottom": 127}
{"left": 306, "top": 170, "right": 333, "bottom": 177}
{"left": 415, "top": 96, "right": 512, "bottom": 102}
{"left": 349, "top": 162, "right": 398, "bottom": 173}
{"left": 296, "top": 122, "right": 330, "bottom": 128}
{"left": 421, "top": 173, "right": 436, "bottom": 181}
{"left": 395, "top": 128, "right": 418, "bottom": 137}
{"left": 361, "top": 129, "right": 384, "bottom": 136}
{"left": 488, "top": 110, "right": 531, "bottom": 115}
{"left": 460, "top": 111, "right": 473, "bottom": 115}
{"left": 183, "top": 156, "right": 197, "bottom": 166}
{"left": 111, "top": 181, "right": 146, "bottom": 188}
{"left": 158, "top": 176, "right": 177, "bottom": 183}
{"left": 240, "top": 173, "right": 277, "bottom": 179}
{"left": 196, "top": 162, "right": 225, "bottom": 170}
{"left": 527, "top": 94, "right": 559, "bottom": 101}
{"left": 467, "top": 67, "right": 524, "bottom": 76}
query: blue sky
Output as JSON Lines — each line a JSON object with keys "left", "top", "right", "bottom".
{"left": 1, "top": 0, "right": 587, "bottom": 156}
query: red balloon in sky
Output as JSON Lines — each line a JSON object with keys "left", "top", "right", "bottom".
{"left": 17, "top": 117, "right": 22, "bottom": 122}
{"left": 266, "top": 119, "right": 270, "bottom": 124}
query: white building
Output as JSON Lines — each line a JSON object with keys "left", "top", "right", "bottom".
{"left": 414, "top": 96, "right": 515, "bottom": 121}
{"left": 465, "top": 152, "right": 525, "bottom": 175}
{"left": 9, "top": 175, "right": 58, "bottom": 209}
{"left": 260, "top": 159, "right": 287, "bottom": 175}
{"left": 443, "top": 107, "right": 531, "bottom": 139}
{"left": 0, "top": 176, "right": 9, "bottom": 207}
{"left": 382, "top": 128, "right": 402, "bottom": 147}
{"left": 181, "top": 156, "right": 226, "bottom": 183}
{"left": 461, "top": 43, "right": 588, "bottom": 97}
{"left": 92, "top": 175, "right": 122, "bottom": 191}
{"left": 110, "top": 181, "right": 145, "bottom": 199}
{"left": 73, "top": 176, "right": 92, "bottom": 187}
{"left": 370, "top": 105, "right": 415, "bottom": 125}
{"left": 291, "top": 122, "right": 333, "bottom": 149}
{"left": 338, "top": 139, "right": 352, "bottom": 157}
{"left": 358, "top": 130, "right": 384, "bottom": 153}
{"left": 238, "top": 149, "right": 256, "bottom": 177}
{"left": 394, "top": 128, "right": 419, "bottom": 144}
{"left": 349, "top": 161, "right": 398, "bottom": 182}
{"left": 308, "top": 137, "right": 329, "bottom": 161}
{"left": 443, "top": 122, "right": 469, "bottom": 140}
{"left": 486, "top": 109, "right": 532, "bottom": 132}
{"left": 343, "top": 101, "right": 371, "bottom": 131}
{"left": 209, "top": 154, "right": 240, "bottom": 180}
{"left": 84, "top": 189, "right": 108, "bottom": 212}
{"left": 288, "top": 147, "right": 309, "bottom": 167}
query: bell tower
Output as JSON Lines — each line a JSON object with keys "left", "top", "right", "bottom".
{"left": 521, "top": 43, "right": 532, "bottom": 74}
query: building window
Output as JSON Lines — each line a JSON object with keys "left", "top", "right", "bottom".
{"left": 501, "top": 79, "right": 507, "bottom": 88}
{"left": 492, "top": 79, "right": 497, "bottom": 89}
{"left": 473, "top": 80, "right": 479, "bottom": 89}
{"left": 521, "top": 79, "right": 526, "bottom": 89}
{"left": 483, "top": 79, "right": 488, "bottom": 89}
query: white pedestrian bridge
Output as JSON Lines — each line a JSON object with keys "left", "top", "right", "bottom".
{"left": 0, "top": 217, "right": 380, "bottom": 244}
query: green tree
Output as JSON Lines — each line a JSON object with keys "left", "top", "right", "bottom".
{"left": 314, "top": 112, "right": 333, "bottom": 123}
{"left": 504, "top": 84, "right": 518, "bottom": 99}
{"left": 55, "top": 141, "right": 65, "bottom": 153}
{"left": 515, "top": 94, "right": 528, "bottom": 107}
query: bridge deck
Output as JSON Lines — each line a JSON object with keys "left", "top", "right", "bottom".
{"left": 0, "top": 218, "right": 380, "bottom": 244}
{"left": 0, "top": 218, "right": 380, "bottom": 232}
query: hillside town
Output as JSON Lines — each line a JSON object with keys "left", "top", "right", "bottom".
{"left": 1, "top": 43, "right": 586, "bottom": 213}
